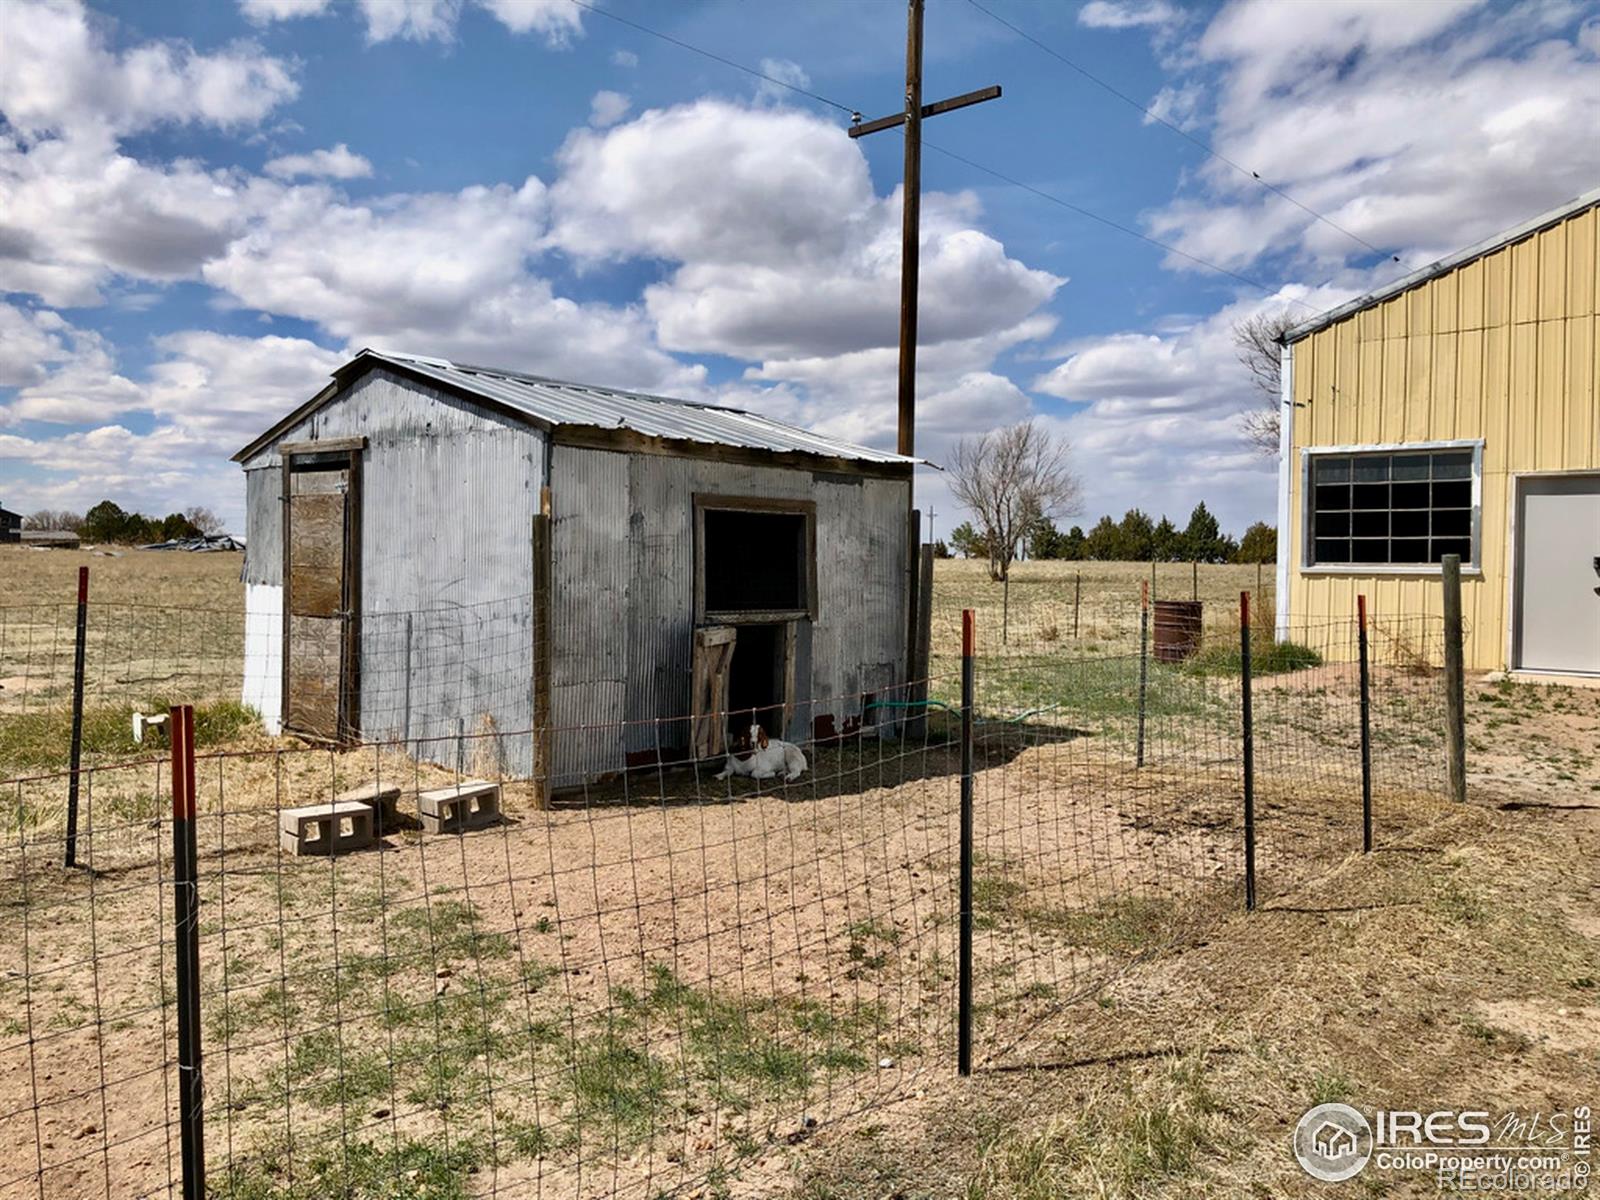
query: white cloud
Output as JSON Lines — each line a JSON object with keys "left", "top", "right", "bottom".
{"left": 359, "top": 0, "right": 462, "bottom": 42}
{"left": 1031, "top": 284, "right": 1354, "bottom": 530}
{"left": 238, "top": 0, "right": 584, "bottom": 46}
{"left": 1144, "top": 83, "right": 1202, "bottom": 130}
{"left": 587, "top": 90, "right": 630, "bottom": 128}
{"left": 1145, "top": 0, "right": 1600, "bottom": 273}
{"left": 611, "top": 48, "right": 639, "bottom": 68}
{"left": 240, "top": 0, "right": 331, "bottom": 20}
{"left": 199, "top": 175, "right": 701, "bottom": 393}
{"left": 755, "top": 57, "right": 810, "bottom": 104}
{"left": 0, "top": 302, "right": 144, "bottom": 425}
{"left": 475, "top": 0, "right": 584, "bottom": 47}
{"left": 551, "top": 100, "right": 1062, "bottom": 363}
{"left": 264, "top": 143, "right": 373, "bottom": 179}
{"left": 0, "top": 0, "right": 297, "bottom": 138}
{"left": 0, "top": 129, "right": 269, "bottom": 306}
{"left": 0, "top": 423, "right": 246, "bottom": 528}
{"left": 1079, "top": 1, "right": 1179, "bottom": 30}
{"left": 143, "top": 331, "right": 349, "bottom": 448}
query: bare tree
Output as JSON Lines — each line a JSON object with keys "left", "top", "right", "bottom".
{"left": 183, "top": 506, "right": 224, "bottom": 535}
{"left": 949, "top": 420, "right": 1081, "bottom": 582}
{"left": 1233, "top": 309, "right": 1298, "bottom": 455}
{"left": 23, "top": 509, "right": 82, "bottom": 531}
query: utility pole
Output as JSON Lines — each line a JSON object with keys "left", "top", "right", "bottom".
{"left": 851, "top": 0, "right": 1000, "bottom": 459}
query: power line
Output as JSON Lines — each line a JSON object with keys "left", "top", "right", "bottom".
{"left": 920, "top": 137, "right": 1317, "bottom": 310}
{"left": 563, "top": 0, "right": 856, "bottom": 115}
{"left": 962, "top": 0, "right": 1401, "bottom": 265}
{"left": 565, "top": 0, "right": 1312, "bottom": 308}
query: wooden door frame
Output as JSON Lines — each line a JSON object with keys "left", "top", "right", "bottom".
{"left": 692, "top": 493, "right": 818, "bottom": 623}
{"left": 280, "top": 438, "right": 365, "bottom": 742}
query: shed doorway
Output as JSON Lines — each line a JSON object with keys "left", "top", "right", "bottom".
{"left": 689, "top": 622, "right": 796, "bottom": 760}
{"left": 282, "top": 445, "right": 362, "bottom": 740}
{"left": 1513, "top": 473, "right": 1600, "bottom": 675}
{"left": 727, "top": 622, "right": 793, "bottom": 744}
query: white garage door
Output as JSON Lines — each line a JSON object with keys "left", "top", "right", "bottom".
{"left": 1515, "top": 474, "right": 1600, "bottom": 675}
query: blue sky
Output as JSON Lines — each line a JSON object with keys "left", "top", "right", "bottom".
{"left": 2, "top": 0, "right": 1598, "bottom": 536}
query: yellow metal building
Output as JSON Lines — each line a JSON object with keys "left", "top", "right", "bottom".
{"left": 1276, "top": 187, "right": 1600, "bottom": 677}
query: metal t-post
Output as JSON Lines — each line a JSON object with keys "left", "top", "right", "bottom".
{"left": 1441, "top": 554, "right": 1467, "bottom": 804}
{"left": 1357, "top": 594, "right": 1373, "bottom": 852}
{"left": 1240, "top": 592, "right": 1256, "bottom": 911}
{"left": 958, "top": 609, "right": 974, "bottom": 1076}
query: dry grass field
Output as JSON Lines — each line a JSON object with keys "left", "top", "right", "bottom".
{"left": 0, "top": 544, "right": 245, "bottom": 611}
{"left": 1, "top": 546, "right": 1598, "bottom": 1198}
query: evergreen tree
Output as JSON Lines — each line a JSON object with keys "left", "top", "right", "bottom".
{"left": 1151, "top": 516, "right": 1182, "bottom": 561}
{"left": 948, "top": 521, "right": 989, "bottom": 560}
{"left": 1118, "top": 508, "right": 1156, "bottom": 561}
{"left": 1181, "top": 502, "right": 1229, "bottom": 563}
{"left": 1059, "top": 524, "right": 1087, "bottom": 561}
{"left": 1235, "top": 522, "right": 1277, "bottom": 563}
{"left": 1083, "top": 515, "right": 1123, "bottom": 560}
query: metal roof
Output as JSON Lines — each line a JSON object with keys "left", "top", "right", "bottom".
{"left": 234, "top": 349, "right": 920, "bottom": 467}
{"left": 1284, "top": 184, "right": 1600, "bottom": 345}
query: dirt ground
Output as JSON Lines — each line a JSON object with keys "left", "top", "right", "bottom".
{"left": 0, "top": 708, "right": 1464, "bottom": 1200}
{"left": 3, "top": 550, "right": 1598, "bottom": 1198}
{"left": 781, "top": 801, "right": 1600, "bottom": 1199}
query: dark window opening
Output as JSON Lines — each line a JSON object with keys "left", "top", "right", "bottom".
{"left": 1309, "top": 449, "right": 1475, "bottom": 567}
{"left": 727, "top": 623, "right": 786, "bottom": 743}
{"left": 703, "top": 508, "right": 810, "bottom": 614}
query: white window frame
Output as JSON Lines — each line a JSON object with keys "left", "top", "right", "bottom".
{"left": 1299, "top": 439, "right": 1484, "bottom": 575}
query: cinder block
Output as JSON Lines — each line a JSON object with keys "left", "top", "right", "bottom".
{"left": 280, "top": 801, "right": 375, "bottom": 856}
{"left": 335, "top": 782, "right": 403, "bottom": 833}
{"left": 415, "top": 779, "right": 501, "bottom": 835}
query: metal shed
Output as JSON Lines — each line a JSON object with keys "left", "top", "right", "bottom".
{"left": 232, "top": 350, "right": 921, "bottom": 790}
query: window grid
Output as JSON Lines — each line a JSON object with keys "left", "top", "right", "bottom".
{"left": 1310, "top": 449, "right": 1474, "bottom": 567}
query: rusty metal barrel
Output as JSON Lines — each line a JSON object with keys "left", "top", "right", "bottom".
{"left": 1152, "top": 599, "right": 1204, "bottom": 663}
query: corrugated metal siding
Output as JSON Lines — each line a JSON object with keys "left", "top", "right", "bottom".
{"left": 549, "top": 448, "right": 630, "bottom": 784}
{"left": 1288, "top": 201, "right": 1599, "bottom": 670}
{"left": 813, "top": 474, "right": 910, "bottom": 704}
{"left": 243, "top": 467, "right": 282, "bottom": 587}
{"left": 548, "top": 445, "right": 911, "bottom": 785}
{"left": 243, "top": 369, "right": 544, "bottom": 773}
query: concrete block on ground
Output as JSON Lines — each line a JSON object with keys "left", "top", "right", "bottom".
{"left": 280, "top": 800, "right": 375, "bottom": 856}
{"left": 335, "top": 782, "right": 403, "bottom": 832}
{"left": 415, "top": 779, "right": 501, "bottom": 834}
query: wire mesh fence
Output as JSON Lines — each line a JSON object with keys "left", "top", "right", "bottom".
{"left": 1, "top": 587, "right": 1463, "bottom": 1199}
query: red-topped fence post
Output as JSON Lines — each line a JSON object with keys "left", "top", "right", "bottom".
{"left": 170, "top": 705, "right": 205, "bottom": 1200}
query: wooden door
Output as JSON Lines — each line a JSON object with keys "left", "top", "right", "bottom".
{"left": 690, "top": 625, "right": 737, "bottom": 759}
{"left": 283, "top": 460, "right": 358, "bottom": 740}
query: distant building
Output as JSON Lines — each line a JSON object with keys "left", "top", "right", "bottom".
{"left": 1278, "top": 186, "right": 1600, "bottom": 679}
{"left": 19, "top": 530, "right": 81, "bottom": 549}
{"left": 0, "top": 504, "right": 19, "bottom": 544}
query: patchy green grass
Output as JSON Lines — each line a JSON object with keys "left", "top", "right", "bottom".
{"left": 1185, "top": 637, "right": 1323, "bottom": 678}
{"left": 0, "top": 697, "right": 257, "bottom": 775}
{"left": 213, "top": 1133, "right": 485, "bottom": 1200}
{"left": 212, "top": 887, "right": 900, "bottom": 1195}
